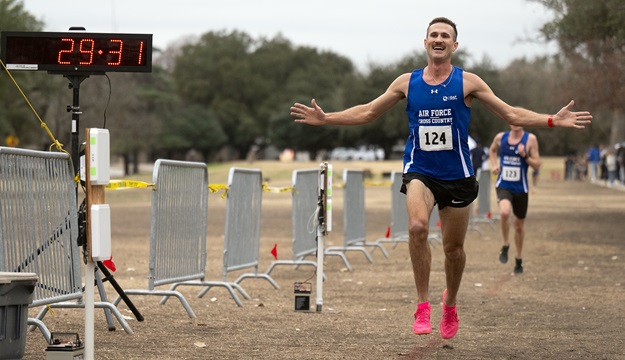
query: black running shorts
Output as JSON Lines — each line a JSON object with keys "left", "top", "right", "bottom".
{"left": 496, "top": 187, "right": 529, "bottom": 219}
{"left": 401, "top": 172, "right": 479, "bottom": 210}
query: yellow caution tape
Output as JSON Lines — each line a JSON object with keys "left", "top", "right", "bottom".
{"left": 102, "top": 180, "right": 368, "bottom": 195}
{"left": 105, "top": 180, "right": 155, "bottom": 190}
{"left": 209, "top": 184, "right": 229, "bottom": 198}
{"left": 105, "top": 179, "right": 231, "bottom": 198}
{"left": 209, "top": 184, "right": 228, "bottom": 193}
{"left": 262, "top": 183, "right": 293, "bottom": 193}
{"left": 364, "top": 180, "right": 393, "bottom": 187}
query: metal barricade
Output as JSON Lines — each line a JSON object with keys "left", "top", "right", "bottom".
{"left": 375, "top": 171, "right": 441, "bottom": 248}
{"left": 428, "top": 203, "right": 442, "bottom": 245}
{"left": 214, "top": 167, "right": 278, "bottom": 290}
{"left": 326, "top": 169, "right": 388, "bottom": 264}
{"left": 0, "top": 147, "right": 131, "bottom": 341}
{"left": 117, "top": 159, "right": 247, "bottom": 309}
{"left": 264, "top": 169, "right": 345, "bottom": 276}
{"left": 469, "top": 170, "right": 498, "bottom": 232}
{"left": 375, "top": 171, "right": 408, "bottom": 248}
{"left": 291, "top": 169, "right": 320, "bottom": 261}
{"left": 0, "top": 148, "right": 81, "bottom": 305}
{"left": 264, "top": 169, "right": 318, "bottom": 277}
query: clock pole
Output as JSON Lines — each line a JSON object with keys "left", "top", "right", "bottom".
{"left": 66, "top": 74, "right": 89, "bottom": 186}
{"left": 62, "top": 72, "right": 145, "bottom": 322}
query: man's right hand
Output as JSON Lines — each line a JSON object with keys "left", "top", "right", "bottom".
{"left": 290, "top": 99, "right": 326, "bottom": 126}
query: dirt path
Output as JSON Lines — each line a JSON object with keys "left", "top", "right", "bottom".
{"left": 23, "top": 159, "right": 625, "bottom": 359}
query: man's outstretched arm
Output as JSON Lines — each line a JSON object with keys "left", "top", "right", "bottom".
{"left": 464, "top": 72, "right": 593, "bottom": 129}
{"left": 290, "top": 73, "right": 410, "bottom": 126}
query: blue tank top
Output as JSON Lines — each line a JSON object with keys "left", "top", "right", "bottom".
{"left": 403, "top": 66, "right": 473, "bottom": 180}
{"left": 495, "top": 131, "right": 530, "bottom": 193}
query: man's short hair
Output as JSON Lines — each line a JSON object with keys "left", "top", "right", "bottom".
{"left": 427, "top": 17, "right": 458, "bottom": 41}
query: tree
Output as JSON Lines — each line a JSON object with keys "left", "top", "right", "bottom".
{"left": 0, "top": 0, "right": 50, "bottom": 148}
{"left": 267, "top": 46, "right": 357, "bottom": 157}
{"left": 532, "top": 0, "right": 625, "bottom": 147}
{"left": 172, "top": 30, "right": 258, "bottom": 157}
{"left": 173, "top": 31, "right": 358, "bottom": 159}
{"left": 159, "top": 104, "right": 227, "bottom": 161}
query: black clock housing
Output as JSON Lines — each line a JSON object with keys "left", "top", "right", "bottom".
{"left": 1, "top": 31, "right": 152, "bottom": 74}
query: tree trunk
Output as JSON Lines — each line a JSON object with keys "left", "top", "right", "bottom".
{"left": 132, "top": 149, "right": 139, "bottom": 174}
{"left": 123, "top": 153, "right": 130, "bottom": 176}
{"left": 610, "top": 108, "right": 625, "bottom": 147}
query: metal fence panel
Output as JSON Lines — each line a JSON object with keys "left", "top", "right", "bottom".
{"left": 291, "top": 169, "right": 319, "bottom": 259}
{"left": 149, "top": 159, "right": 208, "bottom": 288}
{"left": 390, "top": 171, "right": 408, "bottom": 240}
{"left": 477, "top": 170, "right": 492, "bottom": 217}
{"left": 263, "top": 169, "right": 320, "bottom": 279}
{"left": 324, "top": 169, "right": 386, "bottom": 264}
{"left": 0, "top": 147, "right": 82, "bottom": 306}
{"left": 223, "top": 168, "right": 278, "bottom": 289}
{"left": 469, "top": 170, "right": 497, "bottom": 232}
{"left": 223, "top": 167, "right": 263, "bottom": 274}
{"left": 120, "top": 159, "right": 245, "bottom": 310}
{"left": 343, "top": 169, "right": 366, "bottom": 246}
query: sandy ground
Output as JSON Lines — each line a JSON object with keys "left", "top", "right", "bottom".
{"left": 21, "top": 158, "right": 625, "bottom": 360}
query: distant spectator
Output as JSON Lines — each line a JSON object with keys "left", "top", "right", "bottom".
{"left": 470, "top": 139, "right": 488, "bottom": 179}
{"left": 587, "top": 144, "right": 601, "bottom": 182}
{"left": 617, "top": 143, "right": 625, "bottom": 184}
{"left": 600, "top": 144, "right": 608, "bottom": 181}
{"left": 564, "top": 153, "right": 576, "bottom": 181}
{"left": 606, "top": 148, "right": 617, "bottom": 187}
{"left": 576, "top": 155, "right": 587, "bottom": 181}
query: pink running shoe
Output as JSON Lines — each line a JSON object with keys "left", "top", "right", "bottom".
{"left": 440, "top": 289, "right": 459, "bottom": 339}
{"left": 413, "top": 302, "right": 432, "bottom": 335}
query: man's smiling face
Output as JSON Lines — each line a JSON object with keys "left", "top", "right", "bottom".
{"left": 424, "top": 22, "right": 458, "bottom": 61}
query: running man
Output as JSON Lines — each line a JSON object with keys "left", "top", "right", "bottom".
{"left": 290, "top": 17, "right": 592, "bottom": 339}
{"left": 489, "top": 126, "right": 541, "bottom": 274}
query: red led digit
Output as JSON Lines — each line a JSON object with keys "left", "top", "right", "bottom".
{"left": 137, "top": 41, "right": 144, "bottom": 64}
{"left": 57, "top": 38, "right": 74, "bottom": 64}
{"left": 108, "top": 39, "right": 123, "bottom": 65}
{"left": 79, "top": 39, "right": 95, "bottom": 65}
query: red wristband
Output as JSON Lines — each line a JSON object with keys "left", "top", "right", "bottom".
{"left": 547, "top": 116, "right": 554, "bottom": 128}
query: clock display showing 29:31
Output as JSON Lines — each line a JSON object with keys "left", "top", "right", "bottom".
{"left": 1, "top": 31, "right": 153, "bottom": 73}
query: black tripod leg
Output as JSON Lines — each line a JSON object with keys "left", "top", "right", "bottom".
{"left": 97, "top": 261, "right": 144, "bottom": 322}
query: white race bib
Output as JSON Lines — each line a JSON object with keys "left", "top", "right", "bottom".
{"left": 419, "top": 125, "right": 453, "bottom": 151}
{"left": 501, "top": 166, "right": 521, "bottom": 181}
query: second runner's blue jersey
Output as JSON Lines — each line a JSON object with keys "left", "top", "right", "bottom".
{"left": 495, "top": 131, "right": 530, "bottom": 194}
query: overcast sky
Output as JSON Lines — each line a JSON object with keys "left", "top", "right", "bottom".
{"left": 20, "top": 0, "right": 558, "bottom": 70}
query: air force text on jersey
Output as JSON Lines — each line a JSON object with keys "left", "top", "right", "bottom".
{"left": 418, "top": 108, "right": 453, "bottom": 125}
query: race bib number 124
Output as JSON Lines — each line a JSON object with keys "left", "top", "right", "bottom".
{"left": 419, "top": 125, "right": 453, "bottom": 151}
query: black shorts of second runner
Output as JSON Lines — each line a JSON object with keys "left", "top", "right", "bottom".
{"left": 401, "top": 172, "right": 479, "bottom": 210}
{"left": 496, "top": 187, "right": 529, "bottom": 219}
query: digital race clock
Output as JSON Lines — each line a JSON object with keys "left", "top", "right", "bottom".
{"left": 1, "top": 31, "right": 152, "bottom": 74}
